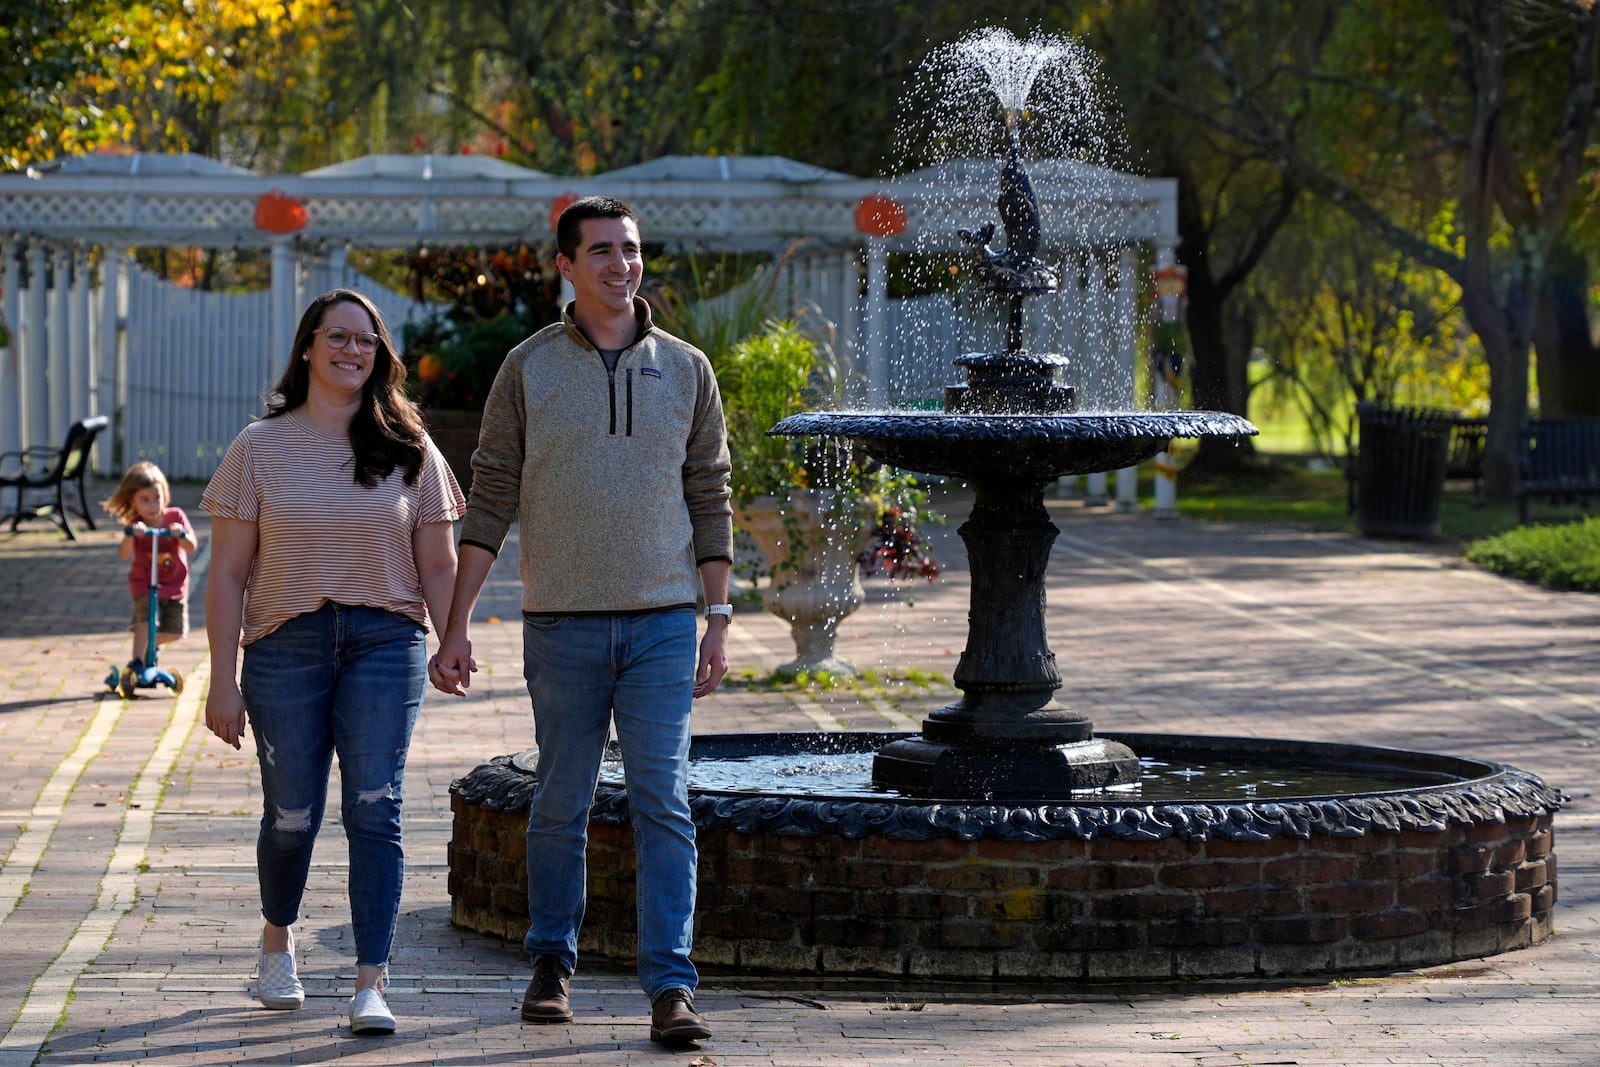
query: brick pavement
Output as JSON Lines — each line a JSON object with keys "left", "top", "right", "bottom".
{"left": 0, "top": 479, "right": 1597, "bottom": 1065}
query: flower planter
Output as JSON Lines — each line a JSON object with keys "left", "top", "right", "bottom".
{"left": 734, "top": 490, "right": 870, "bottom": 676}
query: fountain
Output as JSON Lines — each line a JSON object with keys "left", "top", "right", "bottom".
{"left": 449, "top": 29, "right": 1561, "bottom": 981}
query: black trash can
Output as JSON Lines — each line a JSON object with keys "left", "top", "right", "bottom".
{"left": 1354, "top": 403, "right": 1453, "bottom": 538}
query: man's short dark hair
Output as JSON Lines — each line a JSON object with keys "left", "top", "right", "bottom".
{"left": 556, "top": 196, "right": 637, "bottom": 261}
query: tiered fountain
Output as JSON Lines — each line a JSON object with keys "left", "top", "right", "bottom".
{"left": 449, "top": 29, "right": 1562, "bottom": 981}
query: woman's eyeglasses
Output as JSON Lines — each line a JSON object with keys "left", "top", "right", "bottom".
{"left": 313, "top": 327, "right": 380, "bottom": 353}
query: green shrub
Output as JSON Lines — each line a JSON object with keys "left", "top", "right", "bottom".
{"left": 1463, "top": 517, "right": 1600, "bottom": 593}
{"left": 404, "top": 311, "right": 534, "bottom": 410}
{"left": 719, "top": 319, "right": 817, "bottom": 502}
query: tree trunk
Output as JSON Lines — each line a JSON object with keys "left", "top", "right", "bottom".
{"left": 1534, "top": 245, "right": 1600, "bottom": 418}
{"left": 1459, "top": 286, "right": 1530, "bottom": 506}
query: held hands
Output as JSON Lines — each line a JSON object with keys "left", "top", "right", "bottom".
{"left": 204, "top": 683, "right": 247, "bottom": 750}
{"left": 428, "top": 631, "right": 478, "bottom": 696}
{"left": 130, "top": 521, "right": 149, "bottom": 537}
{"left": 169, "top": 523, "right": 186, "bottom": 540}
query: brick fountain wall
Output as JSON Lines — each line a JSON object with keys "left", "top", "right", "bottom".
{"left": 448, "top": 740, "right": 1562, "bottom": 981}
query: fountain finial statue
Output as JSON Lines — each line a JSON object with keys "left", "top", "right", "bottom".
{"left": 958, "top": 110, "right": 1058, "bottom": 297}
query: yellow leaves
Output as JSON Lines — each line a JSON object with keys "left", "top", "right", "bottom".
{"left": 59, "top": 0, "right": 346, "bottom": 153}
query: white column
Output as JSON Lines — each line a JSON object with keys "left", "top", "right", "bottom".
{"left": 328, "top": 244, "right": 348, "bottom": 291}
{"left": 1113, "top": 248, "right": 1139, "bottom": 513}
{"left": 1151, "top": 244, "right": 1179, "bottom": 520}
{"left": 1085, "top": 470, "right": 1108, "bottom": 506}
{"left": 269, "top": 238, "right": 296, "bottom": 388}
{"left": 838, "top": 252, "right": 859, "bottom": 381}
{"left": 1, "top": 240, "right": 20, "bottom": 454}
{"left": 96, "top": 246, "right": 123, "bottom": 474}
{"left": 863, "top": 239, "right": 889, "bottom": 407}
{"left": 69, "top": 248, "right": 91, "bottom": 424}
{"left": 1048, "top": 255, "right": 1080, "bottom": 500}
{"left": 47, "top": 246, "right": 71, "bottom": 443}
{"left": 25, "top": 243, "right": 49, "bottom": 448}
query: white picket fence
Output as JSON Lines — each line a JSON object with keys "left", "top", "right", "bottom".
{"left": 118, "top": 265, "right": 433, "bottom": 480}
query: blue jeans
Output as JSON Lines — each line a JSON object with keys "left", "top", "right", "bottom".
{"left": 521, "top": 609, "right": 699, "bottom": 999}
{"left": 242, "top": 602, "right": 425, "bottom": 968}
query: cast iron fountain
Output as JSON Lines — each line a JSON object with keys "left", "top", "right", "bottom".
{"left": 449, "top": 28, "right": 1562, "bottom": 981}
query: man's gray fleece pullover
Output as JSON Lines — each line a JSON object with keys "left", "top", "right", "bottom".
{"left": 458, "top": 299, "right": 733, "bottom": 615}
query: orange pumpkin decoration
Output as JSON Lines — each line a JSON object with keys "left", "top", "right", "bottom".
{"left": 415, "top": 352, "right": 445, "bottom": 385}
{"left": 548, "top": 192, "right": 580, "bottom": 233}
{"left": 854, "top": 194, "right": 907, "bottom": 237}
{"left": 255, "top": 191, "right": 308, "bottom": 234}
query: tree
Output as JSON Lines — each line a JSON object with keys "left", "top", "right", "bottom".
{"left": 1066, "top": 0, "right": 1331, "bottom": 467}
{"left": 3, "top": 0, "right": 350, "bottom": 172}
{"left": 1192, "top": 0, "right": 1599, "bottom": 504}
{"left": 1255, "top": 202, "right": 1473, "bottom": 460}
{"left": 0, "top": 0, "right": 121, "bottom": 170}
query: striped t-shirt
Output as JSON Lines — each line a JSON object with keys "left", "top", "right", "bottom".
{"left": 201, "top": 409, "right": 466, "bottom": 645}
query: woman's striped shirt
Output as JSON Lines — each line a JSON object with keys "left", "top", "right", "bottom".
{"left": 201, "top": 409, "right": 465, "bottom": 645}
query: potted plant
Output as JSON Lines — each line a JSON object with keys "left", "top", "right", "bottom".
{"left": 718, "top": 319, "right": 937, "bottom": 677}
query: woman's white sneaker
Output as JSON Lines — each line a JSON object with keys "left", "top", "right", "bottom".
{"left": 349, "top": 986, "right": 396, "bottom": 1035}
{"left": 256, "top": 948, "right": 304, "bottom": 1010}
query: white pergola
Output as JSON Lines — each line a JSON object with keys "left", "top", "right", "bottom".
{"left": 0, "top": 150, "right": 1177, "bottom": 474}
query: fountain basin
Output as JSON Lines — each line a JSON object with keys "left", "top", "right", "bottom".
{"left": 770, "top": 410, "right": 1255, "bottom": 485}
{"left": 448, "top": 731, "right": 1562, "bottom": 981}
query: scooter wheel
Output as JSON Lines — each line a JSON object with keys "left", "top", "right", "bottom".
{"left": 168, "top": 669, "right": 184, "bottom": 697}
{"left": 104, "top": 667, "right": 122, "bottom": 692}
{"left": 118, "top": 668, "right": 137, "bottom": 700}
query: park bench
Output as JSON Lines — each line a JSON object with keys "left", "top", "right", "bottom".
{"left": 0, "top": 415, "right": 110, "bottom": 540}
{"left": 1518, "top": 417, "right": 1600, "bottom": 525}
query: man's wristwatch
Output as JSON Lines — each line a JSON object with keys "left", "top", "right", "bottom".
{"left": 705, "top": 603, "right": 733, "bottom": 621}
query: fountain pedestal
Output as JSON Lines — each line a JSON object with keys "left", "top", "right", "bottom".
{"left": 874, "top": 477, "right": 1139, "bottom": 796}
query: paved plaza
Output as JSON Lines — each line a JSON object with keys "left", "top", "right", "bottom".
{"left": 0, "top": 481, "right": 1596, "bottom": 1066}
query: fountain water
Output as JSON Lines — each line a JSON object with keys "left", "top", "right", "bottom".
{"left": 450, "top": 28, "right": 1562, "bottom": 981}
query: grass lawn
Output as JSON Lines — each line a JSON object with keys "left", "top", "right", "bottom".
{"left": 1172, "top": 452, "right": 1524, "bottom": 544}
{"left": 1163, "top": 449, "right": 1596, "bottom": 591}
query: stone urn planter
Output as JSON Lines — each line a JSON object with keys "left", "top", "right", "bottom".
{"left": 734, "top": 489, "right": 871, "bottom": 676}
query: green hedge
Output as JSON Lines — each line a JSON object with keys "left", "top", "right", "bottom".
{"left": 1463, "top": 517, "right": 1600, "bottom": 593}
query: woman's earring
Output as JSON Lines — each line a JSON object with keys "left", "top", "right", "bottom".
{"left": 302, "top": 353, "right": 310, "bottom": 361}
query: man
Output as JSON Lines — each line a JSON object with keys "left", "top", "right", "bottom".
{"left": 430, "top": 195, "right": 732, "bottom": 1046}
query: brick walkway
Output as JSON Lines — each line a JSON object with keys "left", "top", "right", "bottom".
{"left": 0, "top": 480, "right": 1596, "bottom": 1066}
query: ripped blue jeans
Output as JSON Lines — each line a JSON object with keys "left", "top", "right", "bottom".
{"left": 241, "top": 602, "right": 425, "bottom": 967}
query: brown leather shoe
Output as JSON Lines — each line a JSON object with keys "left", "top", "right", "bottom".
{"left": 520, "top": 956, "right": 572, "bottom": 1023}
{"left": 650, "top": 988, "right": 710, "bottom": 1044}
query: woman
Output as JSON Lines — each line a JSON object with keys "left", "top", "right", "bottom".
{"left": 202, "top": 288, "right": 465, "bottom": 1035}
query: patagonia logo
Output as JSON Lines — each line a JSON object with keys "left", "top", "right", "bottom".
{"left": 640, "top": 367, "right": 661, "bottom": 378}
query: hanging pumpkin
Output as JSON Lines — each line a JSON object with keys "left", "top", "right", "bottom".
{"left": 854, "top": 194, "right": 907, "bottom": 237}
{"left": 547, "top": 193, "right": 580, "bottom": 233}
{"left": 254, "top": 191, "right": 308, "bottom": 234}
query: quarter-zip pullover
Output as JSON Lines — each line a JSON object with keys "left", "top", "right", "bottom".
{"left": 459, "top": 298, "right": 733, "bottom": 615}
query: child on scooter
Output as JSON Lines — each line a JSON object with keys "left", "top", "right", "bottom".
{"left": 103, "top": 461, "right": 199, "bottom": 675}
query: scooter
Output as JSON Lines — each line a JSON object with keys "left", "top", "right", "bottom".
{"left": 103, "top": 524, "right": 185, "bottom": 699}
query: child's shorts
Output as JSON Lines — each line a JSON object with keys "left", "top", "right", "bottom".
{"left": 130, "top": 595, "right": 188, "bottom": 638}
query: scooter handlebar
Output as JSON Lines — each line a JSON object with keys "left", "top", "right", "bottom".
{"left": 124, "top": 525, "right": 181, "bottom": 538}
